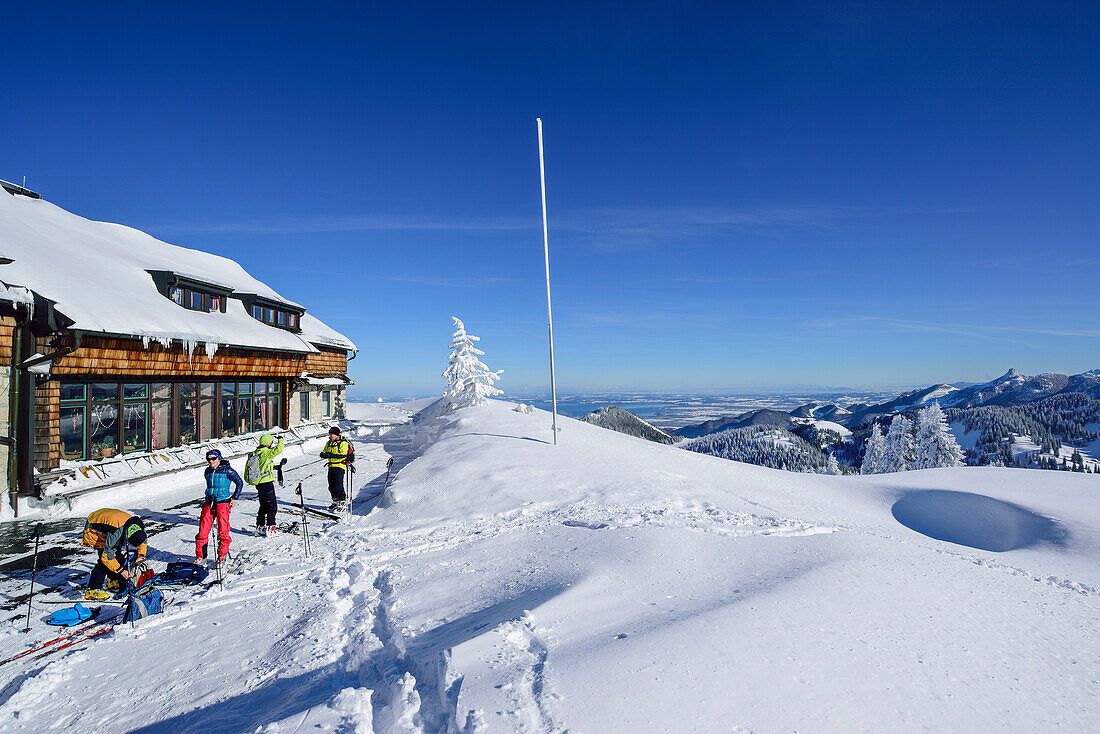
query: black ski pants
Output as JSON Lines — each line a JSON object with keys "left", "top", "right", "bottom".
{"left": 327, "top": 466, "right": 346, "bottom": 502}
{"left": 88, "top": 549, "right": 126, "bottom": 590}
{"left": 256, "top": 481, "right": 277, "bottom": 527}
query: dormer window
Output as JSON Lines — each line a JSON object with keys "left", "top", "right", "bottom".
{"left": 175, "top": 286, "right": 221, "bottom": 312}
{"left": 148, "top": 270, "right": 231, "bottom": 314}
{"left": 243, "top": 295, "right": 302, "bottom": 332}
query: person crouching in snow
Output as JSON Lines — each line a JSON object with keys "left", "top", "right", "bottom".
{"left": 196, "top": 449, "right": 243, "bottom": 565}
{"left": 247, "top": 433, "right": 285, "bottom": 536}
{"left": 81, "top": 508, "right": 149, "bottom": 600}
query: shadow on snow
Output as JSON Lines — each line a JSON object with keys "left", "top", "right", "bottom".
{"left": 891, "top": 489, "right": 1067, "bottom": 552}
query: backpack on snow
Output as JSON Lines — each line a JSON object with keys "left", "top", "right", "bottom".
{"left": 154, "top": 562, "right": 209, "bottom": 586}
{"left": 122, "top": 580, "right": 164, "bottom": 623}
{"left": 244, "top": 452, "right": 263, "bottom": 484}
{"left": 47, "top": 603, "right": 95, "bottom": 627}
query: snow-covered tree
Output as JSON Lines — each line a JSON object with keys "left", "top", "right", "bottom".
{"left": 826, "top": 453, "right": 841, "bottom": 475}
{"left": 912, "top": 404, "right": 965, "bottom": 469}
{"left": 882, "top": 415, "right": 915, "bottom": 472}
{"left": 442, "top": 317, "right": 502, "bottom": 409}
{"left": 861, "top": 424, "right": 886, "bottom": 474}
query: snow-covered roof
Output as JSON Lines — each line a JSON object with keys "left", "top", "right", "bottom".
{"left": 0, "top": 280, "right": 34, "bottom": 307}
{"left": 0, "top": 189, "right": 355, "bottom": 354}
{"left": 298, "top": 313, "right": 356, "bottom": 351}
{"left": 301, "top": 372, "right": 351, "bottom": 386}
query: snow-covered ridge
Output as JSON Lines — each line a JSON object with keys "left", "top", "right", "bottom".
{"left": 0, "top": 190, "right": 355, "bottom": 353}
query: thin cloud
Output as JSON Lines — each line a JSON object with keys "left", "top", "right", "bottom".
{"left": 549, "top": 204, "right": 982, "bottom": 251}
{"left": 808, "top": 316, "right": 1100, "bottom": 346}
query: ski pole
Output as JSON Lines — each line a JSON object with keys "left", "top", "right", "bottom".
{"left": 295, "top": 482, "right": 311, "bottom": 558}
{"left": 382, "top": 456, "right": 395, "bottom": 495}
{"left": 24, "top": 523, "right": 41, "bottom": 632}
{"left": 282, "top": 459, "right": 328, "bottom": 478}
{"left": 212, "top": 501, "right": 223, "bottom": 586}
{"left": 346, "top": 464, "right": 355, "bottom": 516}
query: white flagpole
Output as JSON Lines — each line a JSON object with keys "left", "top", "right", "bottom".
{"left": 537, "top": 118, "right": 559, "bottom": 444}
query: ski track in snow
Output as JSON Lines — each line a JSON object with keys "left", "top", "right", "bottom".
{"left": 493, "top": 616, "right": 564, "bottom": 734}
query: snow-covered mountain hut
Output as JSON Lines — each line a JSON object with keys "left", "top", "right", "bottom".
{"left": 0, "top": 180, "right": 357, "bottom": 510}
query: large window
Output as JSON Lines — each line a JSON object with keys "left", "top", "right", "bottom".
{"left": 321, "top": 390, "right": 332, "bottom": 418}
{"left": 299, "top": 391, "right": 309, "bottom": 422}
{"left": 59, "top": 379, "right": 285, "bottom": 460}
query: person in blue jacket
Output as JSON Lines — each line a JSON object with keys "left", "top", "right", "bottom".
{"left": 195, "top": 449, "right": 243, "bottom": 565}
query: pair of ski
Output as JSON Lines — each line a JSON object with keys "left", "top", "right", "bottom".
{"left": 0, "top": 608, "right": 119, "bottom": 668}
{"left": 203, "top": 550, "right": 255, "bottom": 589}
{"left": 282, "top": 503, "right": 343, "bottom": 521}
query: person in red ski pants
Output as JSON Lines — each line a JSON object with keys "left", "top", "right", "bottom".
{"left": 195, "top": 449, "right": 244, "bottom": 564}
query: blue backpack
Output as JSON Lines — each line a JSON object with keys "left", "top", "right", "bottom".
{"left": 154, "top": 562, "right": 209, "bottom": 586}
{"left": 122, "top": 581, "right": 164, "bottom": 623}
{"left": 47, "top": 603, "right": 95, "bottom": 627}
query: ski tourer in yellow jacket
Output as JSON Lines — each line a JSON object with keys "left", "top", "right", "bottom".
{"left": 320, "top": 426, "right": 351, "bottom": 507}
{"left": 81, "top": 508, "right": 148, "bottom": 590}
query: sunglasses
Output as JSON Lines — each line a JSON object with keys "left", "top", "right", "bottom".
{"left": 206, "top": 457, "right": 219, "bottom": 462}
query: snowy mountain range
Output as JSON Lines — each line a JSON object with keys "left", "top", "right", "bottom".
{"left": 809, "top": 368, "right": 1098, "bottom": 429}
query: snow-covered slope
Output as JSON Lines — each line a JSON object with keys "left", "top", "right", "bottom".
{"left": 0, "top": 400, "right": 1096, "bottom": 732}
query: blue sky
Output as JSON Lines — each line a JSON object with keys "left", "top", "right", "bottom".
{"left": 2, "top": 2, "right": 1098, "bottom": 396}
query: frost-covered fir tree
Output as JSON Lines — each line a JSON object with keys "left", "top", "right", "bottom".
{"left": 442, "top": 317, "right": 503, "bottom": 409}
{"left": 861, "top": 424, "right": 886, "bottom": 475}
{"left": 826, "top": 453, "right": 841, "bottom": 475}
{"left": 912, "top": 404, "right": 965, "bottom": 469}
{"left": 882, "top": 415, "right": 915, "bottom": 472}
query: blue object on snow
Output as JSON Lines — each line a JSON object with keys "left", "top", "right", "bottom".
{"left": 122, "top": 584, "right": 164, "bottom": 623}
{"left": 47, "top": 603, "right": 95, "bottom": 627}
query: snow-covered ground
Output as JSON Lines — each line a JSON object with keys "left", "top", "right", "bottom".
{"left": 0, "top": 400, "right": 1097, "bottom": 732}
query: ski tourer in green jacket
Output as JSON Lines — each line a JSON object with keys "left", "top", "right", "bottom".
{"left": 246, "top": 434, "right": 285, "bottom": 484}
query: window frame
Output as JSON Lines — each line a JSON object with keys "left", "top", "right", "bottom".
{"left": 59, "top": 378, "right": 285, "bottom": 458}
